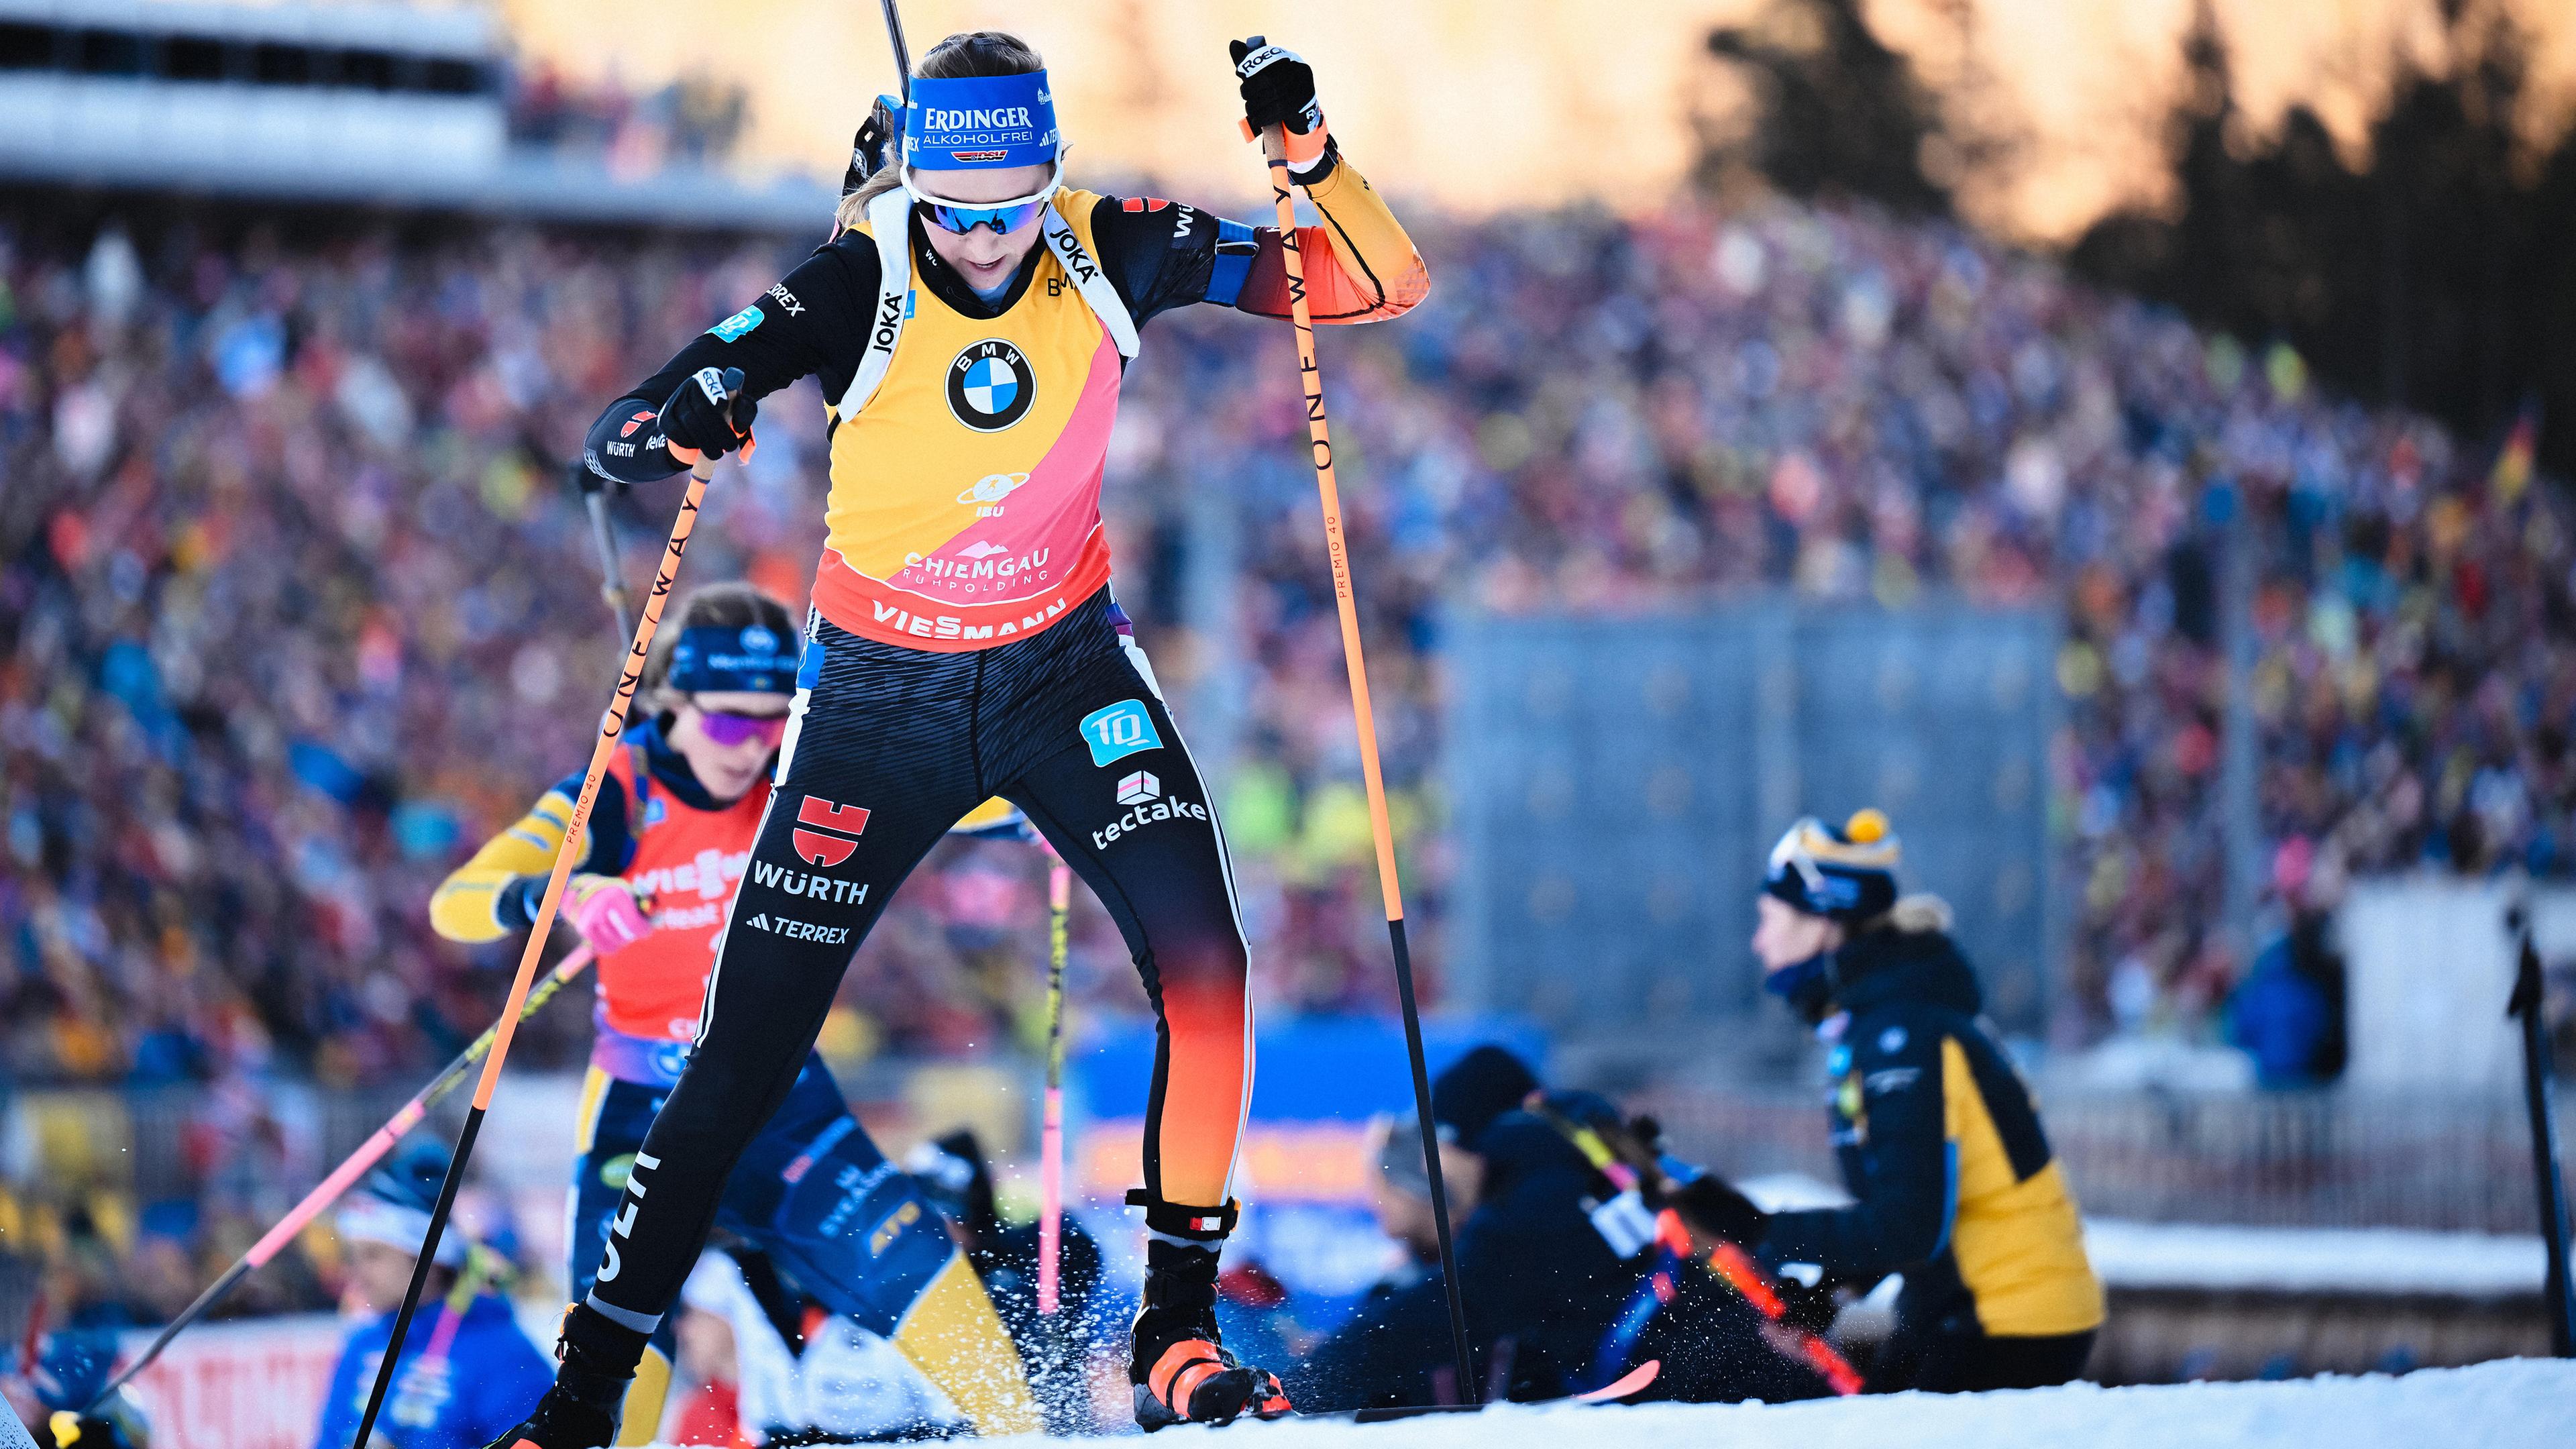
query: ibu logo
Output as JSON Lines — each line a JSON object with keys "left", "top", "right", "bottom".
{"left": 947, "top": 337, "right": 1035, "bottom": 431}
{"left": 1117, "top": 770, "right": 1161, "bottom": 805}
{"left": 955, "top": 471, "right": 1030, "bottom": 517}
{"left": 1080, "top": 699, "right": 1162, "bottom": 767}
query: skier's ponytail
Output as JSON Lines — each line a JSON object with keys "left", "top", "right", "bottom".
{"left": 835, "top": 30, "right": 1049, "bottom": 235}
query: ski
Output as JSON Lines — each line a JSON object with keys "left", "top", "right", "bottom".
{"left": 1318, "top": 1359, "right": 1662, "bottom": 1423}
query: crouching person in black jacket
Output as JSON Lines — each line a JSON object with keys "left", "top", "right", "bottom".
{"left": 1287, "top": 1046, "right": 1841, "bottom": 1410}
{"left": 1746, "top": 810, "right": 2104, "bottom": 1393}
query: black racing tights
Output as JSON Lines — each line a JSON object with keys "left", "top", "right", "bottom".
{"left": 584, "top": 592, "right": 1254, "bottom": 1336}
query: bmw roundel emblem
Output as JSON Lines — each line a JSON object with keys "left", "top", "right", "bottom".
{"left": 947, "top": 338, "right": 1034, "bottom": 431}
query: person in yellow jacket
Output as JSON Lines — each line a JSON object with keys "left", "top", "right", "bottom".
{"left": 1746, "top": 810, "right": 2104, "bottom": 1391}
{"left": 433, "top": 582, "right": 1037, "bottom": 1440}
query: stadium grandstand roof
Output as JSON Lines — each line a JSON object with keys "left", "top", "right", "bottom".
{"left": 0, "top": 0, "right": 834, "bottom": 231}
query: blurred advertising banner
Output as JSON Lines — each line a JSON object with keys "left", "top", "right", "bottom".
{"left": 1072, "top": 1016, "right": 1543, "bottom": 1305}
{"left": 118, "top": 1315, "right": 343, "bottom": 1449}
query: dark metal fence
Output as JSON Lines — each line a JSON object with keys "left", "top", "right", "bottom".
{"left": 1638, "top": 1084, "right": 2571, "bottom": 1234}
{"left": 1445, "top": 600, "right": 2059, "bottom": 1044}
{"left": 13, "top": 1079, "right": 2565, "bottom": 1234}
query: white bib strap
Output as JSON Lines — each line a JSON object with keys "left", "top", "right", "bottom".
{"left": 834, "top": 193, "right": 1138, "bottom": 423}
{"left": 835, "top": 188, "right": 916, "bottom": 421}
{"left": 1042, "top": 206, "right": 1139, "bottom": 360}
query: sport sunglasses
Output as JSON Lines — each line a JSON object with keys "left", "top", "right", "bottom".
{"left": 904, "top": 162, "right": 1063, "bottom": 235}
{"left": 692, "top": 704, "right": 789, "bottom": 749}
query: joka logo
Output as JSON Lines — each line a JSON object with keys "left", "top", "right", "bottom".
{"left": 792, "top": 796, "right": 870, "bottom": 867}
{"left": 947, "top": 339, "right": 1034, "bottom": 431}
{"left": 619, "top": 409, "right": 655, "bottom": 438}
{"left": 1117, "top": 770, "right": 1160, "bottom": 805}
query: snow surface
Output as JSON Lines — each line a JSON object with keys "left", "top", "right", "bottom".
{"left": 1060, "top": 1359, "right": 2576, "bottom": 1449}
{"left": 2082, "top": 1219, "right": 2546, "bottom": 1298}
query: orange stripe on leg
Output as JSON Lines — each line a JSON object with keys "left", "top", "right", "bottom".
{"left": 1155, "top": 977, "right": 1248, "bottom": 1207}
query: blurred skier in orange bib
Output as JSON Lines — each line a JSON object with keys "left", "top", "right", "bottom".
{"left": 433, "top": 583, "right": 1038, "bottom": 1440}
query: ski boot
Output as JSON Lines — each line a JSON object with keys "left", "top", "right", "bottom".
{"left": 1127, "top": 1195, "right": 1293, "bottom": 1430}
{"left": 483, "top": 1303, "right": 643, "bottom": 1449}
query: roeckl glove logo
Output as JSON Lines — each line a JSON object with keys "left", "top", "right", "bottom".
{"left": 791, "top": 796, "right": 871, "bottom": 867}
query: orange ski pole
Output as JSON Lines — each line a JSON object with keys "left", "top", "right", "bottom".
{"left": 350, "top": 368, "right": 741, "bottom": 1449}
{"left": 1256, "top": 126, "right": 1475, "bottom": 1404}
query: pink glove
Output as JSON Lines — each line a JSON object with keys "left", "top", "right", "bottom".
{"left": 566, "top": 875, "right": 652, "bottom": 953}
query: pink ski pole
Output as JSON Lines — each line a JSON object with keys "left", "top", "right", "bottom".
{"left": 87, "top": 944, "right": 595, "bottom": 1408}
{"left": 1038, "top": 853, "right": 1071, "bottom": 1316}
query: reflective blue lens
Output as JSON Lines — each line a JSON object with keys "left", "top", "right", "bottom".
{"left": 919, "top": 199, "right": 1050, "bottom": 235}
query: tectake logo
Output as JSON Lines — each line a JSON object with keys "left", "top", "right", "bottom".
{"left": 791, "top": 796, "right": 870, "bottom": 868}
{"left": 1092, "top": 781, "right": 1208, "bottom": 851}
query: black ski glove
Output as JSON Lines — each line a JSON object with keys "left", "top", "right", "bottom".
{"left": 1774, "top": 1276, "right": 1841, "bottom": 1335}
{"left": 1231, "top": 36, "right": 1335, "bottom": 178}
{"left": 657, "top": 364, "right": 755, "bottom": 464}
{"left": 1672, "top": 1173, "right": 1771, "bottom": 1248}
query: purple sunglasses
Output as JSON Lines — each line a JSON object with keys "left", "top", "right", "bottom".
{"left": 694, "top": 705, "right": 789, "bottom": 749}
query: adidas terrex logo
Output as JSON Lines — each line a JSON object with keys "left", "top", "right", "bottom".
{"left": 740, "top": 912, "right": 853, "bottom": 945}
{"left": 792, "top": 796, "right": 869, "bottom": 867}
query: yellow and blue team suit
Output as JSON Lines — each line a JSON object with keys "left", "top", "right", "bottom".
{"left": 431, "top": 717, "right": 1038, "bottom": 1437}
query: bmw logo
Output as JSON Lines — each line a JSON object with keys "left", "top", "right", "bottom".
{"left": 947, "top": 338, "right": 1034, "bottom": 431}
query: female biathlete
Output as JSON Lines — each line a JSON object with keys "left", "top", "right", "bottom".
{"left": 433, "top": 584, "right": 1039, "bottom": 1439}
{"left": 497, "top": 31, "right": 1426, "bottom": 1444}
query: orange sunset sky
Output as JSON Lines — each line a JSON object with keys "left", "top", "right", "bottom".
{"left": 487, "top": 0, "right": 2575, "bottom": 240}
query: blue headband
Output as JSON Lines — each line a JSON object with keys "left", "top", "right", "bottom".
{"left": 903, "top": 71, "right": 1059, "bottom": 170}
{"left": 667, "top": 623, "right": 798, "bottom": 695}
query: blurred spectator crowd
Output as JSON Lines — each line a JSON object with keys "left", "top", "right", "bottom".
{"left": 505, "top": 61, "right": 751, "bottom": 172}
{"left": 0, "top": 189, "right": 2567, "bottom": 1112}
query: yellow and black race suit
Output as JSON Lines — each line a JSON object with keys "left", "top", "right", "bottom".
{"left": 1758, "top": 928, "right": 2104, "bottom": 1350}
